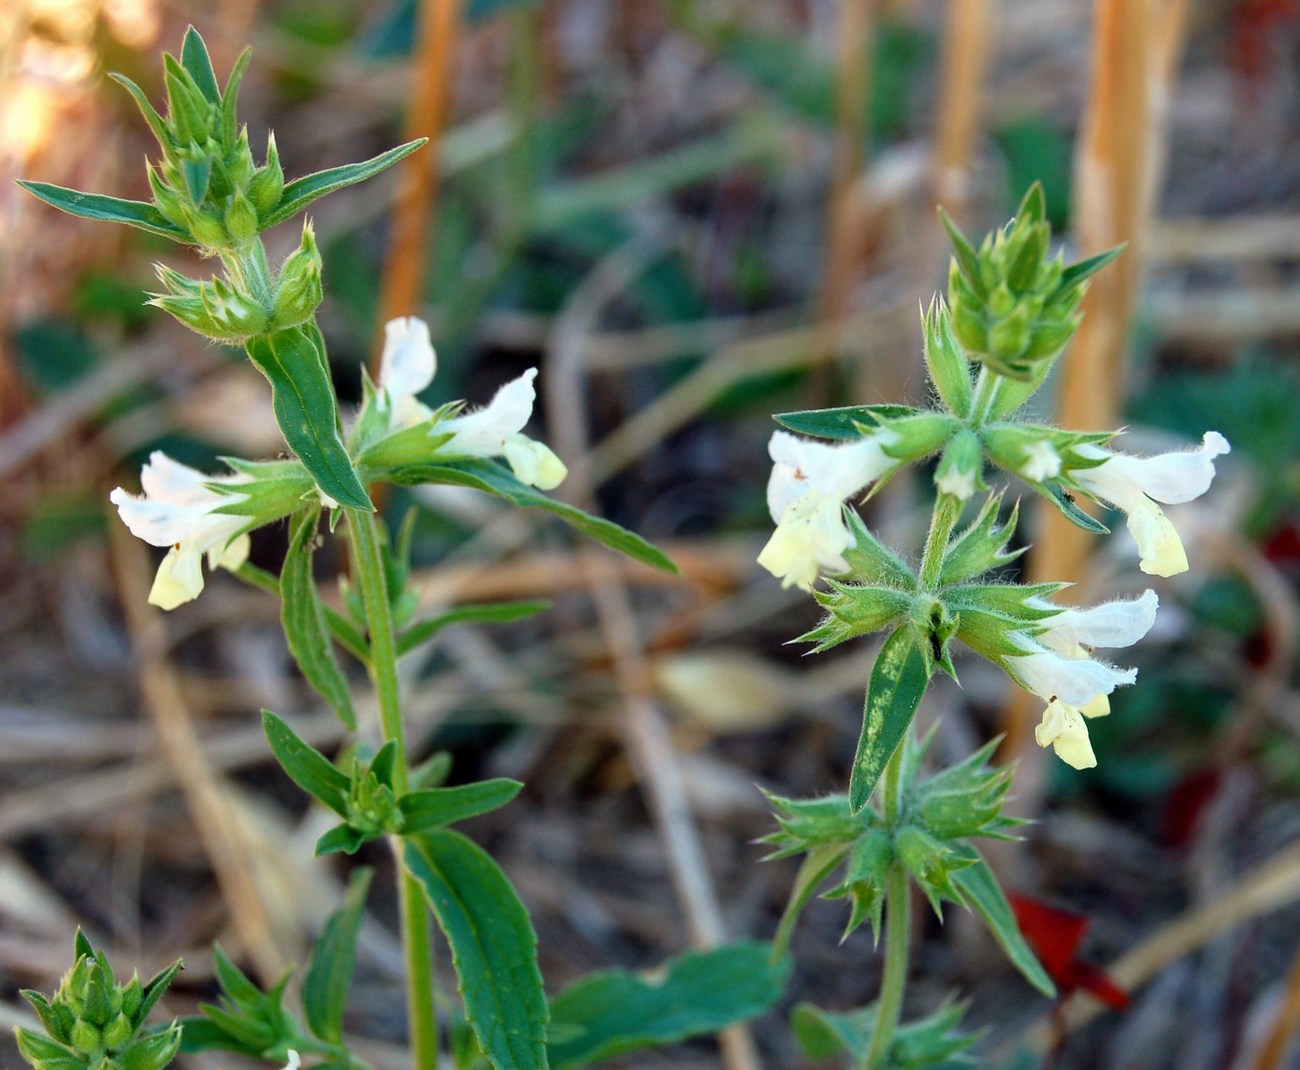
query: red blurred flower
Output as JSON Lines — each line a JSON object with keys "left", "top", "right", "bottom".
{"left": 1009, "top": 895, "right": 1129, "bottom": 1010}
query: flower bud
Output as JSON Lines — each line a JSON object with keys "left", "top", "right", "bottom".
{"left": 69, "top": 1020, "right": 102, "bottom": 1054}
{"left": 14, "top": 1029, "right": 86, "bottom": 1070}
{"left": 272, "top": 223, "right": 323, "bottom": 327}
{"left": 248, "top": 132, "right": 284, "bottom": 217}
{"left": 224, "top": 191, "right": 259, "bottom": 244}
{"left": 933, "top": 429, "right": 984, "bottom": 502}
{"left": 102, "top": 1014, "right": 133, "bottom": 1050}
{"left": 119, "top": 1024, "right": 182, "bottom": 1070}
{"left": 941, "top": 183, "right": 1119, "bottom": 383}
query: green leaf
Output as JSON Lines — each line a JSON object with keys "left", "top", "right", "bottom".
{"left": 17, "top": 181, "right": 189, "bottom": 241}
{"left": 378, "top": 459, "right": 677, "bottom": 574}
{"left": 1058, "top": 244, "right": 1124, "bottom": 294}
{"left": 181, "top": 157, "right": 213, "bottom": 204}
{"left": 399, "top": 780, "right": 523, "bottom": 833}
{"left": 547, "top": 942, "right": 790, "bottom": 1070}
{"left": 773, "top": 404, "right": 919, "bottom": 440}
{"left": 212, "top": 944, "right": 263, "bottom": 1007}
{"left": 396, "top": 600, "right": 551, "bottom": 657}
{"left": 303, "top": 867, "right": 373, "bottom": 1044}
{"left": 314, "top": 824, "right": 371, "bottom": 857}
{"left": 179, "top": 1016, "right": 256, "bottom": 1055}
{"left": 261, "top": 140, "right": 428, "bottom": 230}
{"left": 261, "top": 709, "right": 349, "bottom": 816}
{"left": 180, "top": 27, "right": 221, "bottom": 104}
{"left": 922, "top": 298, "right": 973, "bottom": 419}
{"left": 404, "top": 830, "right": 548, "bottom": 1070}
{"left": 281, "top": 508, "right": 357, "bottom": 729}
{"left": 849, "top": 627, "right": 930, "bottom": 814}
{"left": 244, "top": 327, "right": 373, "bottom": 511}
{"left": 790, "top": 1002, "right": 874, "bottom": 1062}
{"left": 108, "top": 72, "right": 173, "bottom": 149}
{"left": 220, "top": 48, "right": 252, "bottom": 146}
{"left": 938, "top": 207, "right": 984, "bottom": 294}
{"left": 950, "top": 852, "right": 1055, "bottom": 997}
{"left": 772, "top": 844, "right": 848, "bottom": 961}
{"left": 1037, "top": 481, "right": 1109, "bottom": 535}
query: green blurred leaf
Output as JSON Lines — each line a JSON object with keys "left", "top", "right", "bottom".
{"left": 262, "top": 140, "right": 427, "bottom": 229}
{"left": 303, "top": 867, "right": 373, "bottom": 1044}
{"left": 547, "top": 942, "right": 790, "bottom": 1070}
{"left": 244, "top": 326, "right": 372, "bottom": 511}
{"left": 405, "top": 830, "right": 548, "bottom": 1070}
{"left": 17, "top": 181, "right": 189, "bottom": 241}
{"left": 399, "top": 780, "right": 523, "bottom": 833}
{"left": 261, "top": 709, "right": 349, "bottom": 816}
{"left": 849, "top": 627, "right": 929, "bottom": 813}
{"left": 281, "top": 508, "right": 357, "bottom": 729}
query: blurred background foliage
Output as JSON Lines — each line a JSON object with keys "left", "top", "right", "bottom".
{"left": 2, "top": 1, "right": 1299, "bottom": 1068}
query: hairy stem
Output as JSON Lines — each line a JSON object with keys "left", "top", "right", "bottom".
{"left": 867, "top": 731, "right": 910, "bottom": 1067}
{"left": 349, "top": 510, "right": 439, "bottom": 1070}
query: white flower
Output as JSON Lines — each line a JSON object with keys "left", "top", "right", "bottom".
{"left": 379, "top": 316, "right": 436, "bottom": 430}
{"left": 375, "top": 316, "right": 566, "bottom": 490}
{"left": 1071, "top": 432, "right": 1230, "bottom": 577}
{"left": 1013, "top": 589, "right": 1158, "bottom": 769}
{"left": 1035, "top": 697, "right": 1110, "bottom": 770}
{"left": 1021, "top": 440, "right": 1061, "bottom": 482}
{"left": 757, "top": 429, "right": 898, "bottom": 589}
{"left": 1033, "top": 588, "right": 1159, "bottom": 656}
{"left": 109, "top": 452, "right": 253, "bottom": 610}
{"left": 936, "top": 465, "right": 977, "bottom": 501}
{"left": 439, "top": 369, "right": 568, "bottom": 490}
{"left": 281, "top": 1052, "right": 301, "bottom": 1070}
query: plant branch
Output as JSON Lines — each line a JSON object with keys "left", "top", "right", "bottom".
{"left": 349, "top": 509, "right": 439, "bottom": 1070}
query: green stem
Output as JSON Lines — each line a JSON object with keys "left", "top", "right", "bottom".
{"left": 863, "top": 858, "right": 911, "bottom": 1070}
{"left": 349, "top": 510, "right": 439, "bottom": 1070}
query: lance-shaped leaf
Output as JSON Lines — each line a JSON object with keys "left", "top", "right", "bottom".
{"left": 547, "top": 942, "right": 791, "bottom": 1070}
{"left": 244, "top": 326, "right": 372, "bottom": 511}
{"left": 1034, "top": 481, "right": 1109, "bottom": 535}
{"left": 404, "top": 830, "right": 548, "bottom": 1070}
{"left": 399, "top": 779, "right": 523, "bottom": 833}
{"left": 261, "top": 709, "right": 349, "bottom": 816}
{"left": 261, "top": 140, "right": 428, "bottom": 230}
{"left": 303, "top": 867, "right": 373, "bottom": 1044}
{"left": 396, "top": 600, "right": 551, "bottom": 658}
{"left": 282, "top": 508, "right": 356, "bottom": 729}
{"left": 179, "top": 27, "right": 221, "bottom": 105}
{"left": 17, "top": 182, "right": 189, "bottom": 241}
{"left": 378, "top": 459, "right": 677, "bottom": 574}
{"left": 950, "top": 849, "right": 1055, "bottom": 997}
{"left": 774, "top": 404, "right": 920, "bottom": 441}
{"left": 849, "top": 626, "right": 930, "bottom": 814}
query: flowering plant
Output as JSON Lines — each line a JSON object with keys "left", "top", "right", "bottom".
{"left": 761, "top": 185, "right": 1229, "bottom": 1067}
{"left": 17, "top": 30, "right": 788, "bottom": 1070}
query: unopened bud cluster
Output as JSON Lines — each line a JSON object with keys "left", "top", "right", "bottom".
{"left": 942, "top": 184, "right": 1115, "bottom": 381}
{"left": 123, "top": 36, "right": 281, "bottom": 252}
{"left": 15, "top": 933, "right": 182, "bottom": 1070}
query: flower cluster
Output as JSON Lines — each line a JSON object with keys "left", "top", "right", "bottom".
{"left": 758, "top": 196, "right": 1232, "bottom": 773}
{"left": 110, "top": 317, "right": 566, "bottom": 610}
